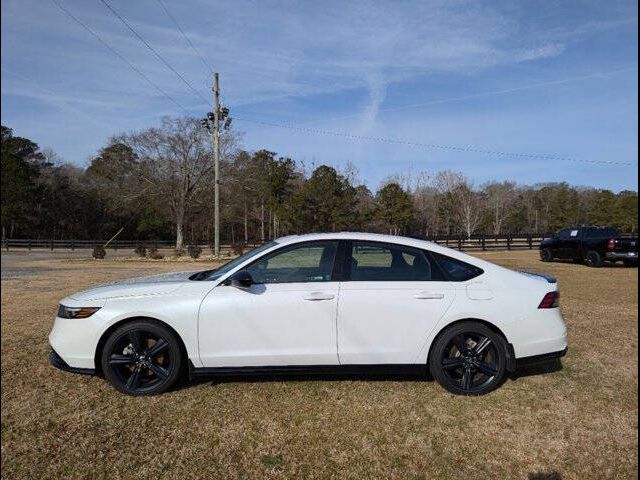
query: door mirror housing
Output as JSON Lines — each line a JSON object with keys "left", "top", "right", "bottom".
{"left": 225, "top": 270, "right": 253, "bottom": 288}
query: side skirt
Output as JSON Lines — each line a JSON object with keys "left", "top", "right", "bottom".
{"left": 190, "top": 363, "right": 426, "bottom": 379}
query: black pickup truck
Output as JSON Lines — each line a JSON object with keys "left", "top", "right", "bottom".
{"left": 540, "top": 226, "right": 638, "bottom": 267}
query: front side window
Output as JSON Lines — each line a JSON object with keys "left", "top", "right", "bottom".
{"left": 430, "top": 251, "right": 483, "bottom": 281}
{"left": 192, "top": 241, "right": 278, "bottom": 281}
{"left": 349, "top": 241, "right": 438, "bottom": 281}
{"left": 557, "top": 229, "right": 572, "bottom": 239}
{"left": 245, "top": 241, "right": 338, "bottom": 284}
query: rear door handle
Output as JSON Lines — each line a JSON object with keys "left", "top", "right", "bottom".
{"left": 414, "top": 292, "right": 445, "bottom": 300}
{"left": 304, "top": 292, "right": 335, "bottom": 301}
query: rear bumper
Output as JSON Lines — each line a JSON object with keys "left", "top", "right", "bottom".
{"left": 516, "top": 347, "right": 567, "bottom": 368}
{"left": 605, "top": 252, "right": 638, "bottom": 261}
{"left": 49, "top": 349, "right": 95, "bottom": 375}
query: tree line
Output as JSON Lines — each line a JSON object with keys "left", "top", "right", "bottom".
{"left": 2, "top": 120, "right": 637, "bottom": 249}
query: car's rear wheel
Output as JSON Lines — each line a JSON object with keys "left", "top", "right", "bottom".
{"left": 101, "top": 320, "right": 183, "bottom": 396}
{"left": 540, "top": 248, "right": 553, "bottom": 262}
{"left": 429, "top": 322, "right": 507, "bottom": 395}
{"left": 585, "top": 250, "right": 603, "bottom": 268}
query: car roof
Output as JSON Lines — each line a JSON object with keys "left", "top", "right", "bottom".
{"left": 275, "top": 232, "right": 436, "bottom": 247}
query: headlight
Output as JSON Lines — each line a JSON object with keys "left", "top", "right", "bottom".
{"left": 57, "top": 304, "right": 101, "bottom": 319}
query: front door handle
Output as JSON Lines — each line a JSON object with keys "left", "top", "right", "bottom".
{"left": 304, "top": 292, "right": 335, "bottom": 301}
{"left": 414, "top": 292, "right": 445, "bottom": 300}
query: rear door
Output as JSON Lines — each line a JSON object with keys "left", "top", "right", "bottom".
{"left": 336, "top": 241, "right": 456, "bottom": 364}
{"left": 556, "top": 228, "right": 577, "bottom": 259}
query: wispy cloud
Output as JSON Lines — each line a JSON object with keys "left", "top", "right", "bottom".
{"left": 1, "top": 0, "right": 637, "bottom": 190}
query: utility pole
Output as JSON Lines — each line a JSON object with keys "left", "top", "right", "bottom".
{"left": 202, "top": 73, "right": 230, "bottom": 256}
{"left": 213, "top": 73, "right": 221, "bottom": 257}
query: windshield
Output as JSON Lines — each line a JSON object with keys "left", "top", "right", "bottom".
{"left": 190, "top": 241, "right": 278, "bottom": 281}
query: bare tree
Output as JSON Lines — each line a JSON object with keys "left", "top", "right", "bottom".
{"left": 433, "top": 171, "right": 484, "bottom": 238}
{"left": 121, "top": 117, "right": 237, "bottom": 250}
{"left": 482, "top": 181, "right": 516, "bottom": 235}
{"left": 455, "top": 183, "right": 484, "bottom": 238}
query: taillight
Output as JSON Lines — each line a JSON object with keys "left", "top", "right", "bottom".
{"left": 607, "top": 239, "right": 616, "bottom": 251}
{"left": 538, "top": 291, "right": 559, "bottom": 308}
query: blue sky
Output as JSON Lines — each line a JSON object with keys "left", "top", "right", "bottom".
{"left": 1, "top": 0, "right": 638, "bottom": 191}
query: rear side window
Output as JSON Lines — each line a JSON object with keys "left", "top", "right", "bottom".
{"left": 430, "top": 252, "right": 484, "bottom": 281}
{"left": 349, "top": 241, "right": 442, "bottom": 281}
{"left": 582, "top": 227, "right": 618, "bottom": 239}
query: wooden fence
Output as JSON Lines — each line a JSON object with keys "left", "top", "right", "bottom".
{"left": 2, "top": 235, "right": 550, "bottom": 253}
{"left": 427, "top": 233, "right": 551, "bottom": 251}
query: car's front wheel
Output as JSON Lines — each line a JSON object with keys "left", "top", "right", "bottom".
{"left": 429, "top": 322, "right": 507, "bottom": 395}
{"left": 101, "top": 320, "right": 183, "bottom": 396}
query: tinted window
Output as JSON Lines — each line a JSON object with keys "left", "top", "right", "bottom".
{"left": 349, "top": 241, "right": 439, "bottom": 281}
{"left": 194, "top": 241, "right": 278, "bottom": 281}
{"left": 582, "top": 227, "right": 618, "bottom": 239}
{"left": 245, "top": 241, "right": 338, "bottom": 284}
{"left": 557, "top": 229, "right": 572, "bottom": 239}
{"left": 430, "top": 252, "right": 483, "bottom": 281}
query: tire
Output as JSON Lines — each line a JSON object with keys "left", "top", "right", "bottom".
{"left": 623, "top": 259, "right": 638, "bottom": 268}
{"left": 429, "top": 321, "right": 508, "bottom": 396}
{"left": 101, "top": 320, "right": 183, "bottom": 396}
{"left": 540, "top": 248, "right": 553, "bottom": 262}
{"left": 584, "top": 250, "right": 603, "bottom": 268}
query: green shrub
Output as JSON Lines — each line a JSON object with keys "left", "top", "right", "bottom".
{"left": 134, "top": 244, "right": 147, "bottom": 258}
{"left": 188, "top": 245, "right": 202, "bottom": 259}
{"left": 231, "top": 242, "right": 245, "bottom": 256}
{"left": 92, "top": 245, "right": 106, "bottom": 259}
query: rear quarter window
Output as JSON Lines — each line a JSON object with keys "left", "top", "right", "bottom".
{"left": 430, "top": 251, "right": 484, "bottom": 281}
{"left": 582, "top": 227, "right": 619, "bottom": 239}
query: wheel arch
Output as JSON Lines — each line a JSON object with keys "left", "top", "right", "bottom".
{"left": 426, "top": 318, "right": 516, "bottom": 372}
{"left": 94, "top": 316, "right": 189, "bottom": 375}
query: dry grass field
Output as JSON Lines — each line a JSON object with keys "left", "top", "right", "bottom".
{"left": 1, "top": 249, "right": 637, "bottom": 479}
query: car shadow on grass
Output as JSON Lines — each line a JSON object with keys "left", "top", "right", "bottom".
{"left": 178, "top": 371, "right": 430, "bottom": 390}
{"left": 508, "top": 358, "right": 563, "bottom": 381}
{"left": 178, "top": 359, "right": 563, "bottom": 390}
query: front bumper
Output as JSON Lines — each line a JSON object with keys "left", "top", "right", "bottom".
{"left": 605, "top": 252, "right": 638, "bottom": 261}
{"left": 49, "top": 349, "right": 95, "bottom": 375}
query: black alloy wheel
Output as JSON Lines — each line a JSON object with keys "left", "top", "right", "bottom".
{"left": 101, "top": 320, "right": 182, "bottom": 396}
{"left": 429, "top": 322, "right": 507, "bottom": 395}
{"left": 585, "top": 250, "right": 603, "bottom": 268}
{"left": 540, "top": 248, "right": 553, "bottom": 262}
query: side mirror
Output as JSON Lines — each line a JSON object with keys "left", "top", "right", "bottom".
{"left": 225, "top": 270, "right": 253, "bottom": 288}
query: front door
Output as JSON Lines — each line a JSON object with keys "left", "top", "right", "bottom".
{"left": 198, "top": 241, "right": 340, "bottom": 367}
{"left": 337, "top": 241, "right": 456, "bottom": 364}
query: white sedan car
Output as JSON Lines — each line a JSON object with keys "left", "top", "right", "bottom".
{"left": 49, "top": 232, "right": 567, "bottom": 396}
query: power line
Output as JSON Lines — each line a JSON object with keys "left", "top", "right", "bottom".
{"left": 98, "top": 0, "right": 209, "bottom": 106}
{"left": 40, "top": 3, "right": 640, "bottom": 170}
{"left": 154, "top": 0, "right": 214, "bottom": 76}
{"left": 233, "top": 116, "right": 638, "bottom": 167}
{"left": 50, "top": 0, "right": 189, "bottom": 114}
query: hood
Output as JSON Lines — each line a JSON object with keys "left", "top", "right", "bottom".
{"left": 68, "top": 270, "right": 201, "bottom": 301}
